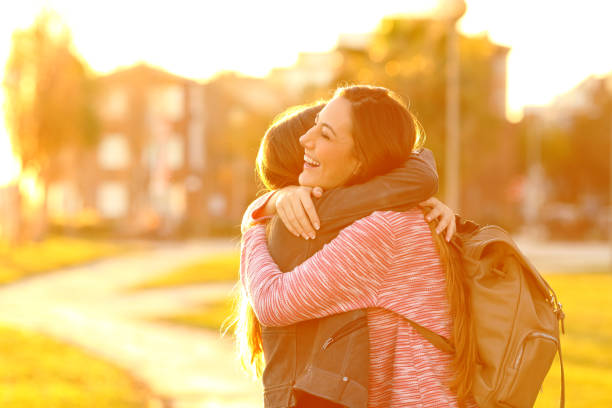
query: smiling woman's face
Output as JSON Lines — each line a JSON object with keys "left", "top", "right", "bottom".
{"left": 298, "top": 96, "right": 360, "bottom": 190}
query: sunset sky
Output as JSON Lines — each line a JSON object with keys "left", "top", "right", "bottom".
{"left": 1, "top": 0, "right": 612, "bottom": 185}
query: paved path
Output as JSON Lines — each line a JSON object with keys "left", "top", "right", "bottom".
{"left": 0, "top": 236, "right": 607, "bottom": 407}
{"left": 0, "top": 239, "right": 263, "bottom": 408}
{"left": 515, "top": 237, "right": 611, "bottom": 273}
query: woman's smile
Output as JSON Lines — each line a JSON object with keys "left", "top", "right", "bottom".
{"left": 303, "top": 153, "right": 320, "bottom": 169}
{"left": 298, "top": 96, "right": 360, "bottom": 190}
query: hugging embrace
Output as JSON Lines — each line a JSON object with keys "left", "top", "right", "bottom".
{"left": 232, "top": 85, "right": 565, "bottom": 408}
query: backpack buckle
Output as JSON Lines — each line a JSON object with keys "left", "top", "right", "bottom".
{"left": 556, "top": 302, "right": 566, "bottom": 334}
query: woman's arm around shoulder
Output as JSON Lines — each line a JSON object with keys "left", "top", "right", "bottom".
{"left": 241, "top": 211, "right": 397, "bottom": 326}
{"left": 316, "top": 149, "right": 438, "bottom": 223}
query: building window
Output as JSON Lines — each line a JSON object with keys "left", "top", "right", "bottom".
{"left": 148, "top": 85, "right": 184, "bottom": 121}
{"left": 166, "top": 134, "right": 184, "bottom": 170}
{"left": 98, "top": 134, "right": 130, "bottom": 170}
{"left": 47, "top": 181, "right": 81, "bottom": 219}
{"left": 169, "top": 183, "right": 186, "bottom": 219}
{"left": 100, "top": 87, "right": 128, "bottom": 121}
{"left": 188, "top": 84, "right": 206, "bottom": 170}
{"left": 96, "top": 182, "right": 128, "bottom": 218}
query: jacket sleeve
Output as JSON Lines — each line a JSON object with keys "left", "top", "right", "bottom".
{"left": 316, "top": 148, "right": 438, "bottom": 224}
{"left": 241, "top": 214, "right": 395, "bottom": 326}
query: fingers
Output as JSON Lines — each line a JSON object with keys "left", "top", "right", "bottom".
{"left": 419, "top": 197, "right": 437, "bottom": 208}
{"left": 435, "top": 209, "right": 452, "bottom": 235}
{"left": 445, "top": 216, "right": 457, "bottom": 242}
{"left": 300, "top": 192, "right": 320, "bottom": 232}
{"left": 289, "top": 194, "right": 316, "bottom": 239}
{"left": 275, "top": 186, "right": 318, "bottom": 240}
{"left": 424, "top": 206, "right": 442, "bottom": 223}
{"left": 276, "top": 204, "right": 300, "bottom": 238}
{"left": 311, "top": 186, "right": 323, "bottom": 198}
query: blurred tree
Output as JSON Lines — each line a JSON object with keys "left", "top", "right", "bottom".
{"left": 530, "top": 77, "right": 612, "bottom": 238}
{"left": 332, "top": 17, "right": 519, "bottom": 228}
{"left": 3, "top": 10, "right": 98, "bottom": 240}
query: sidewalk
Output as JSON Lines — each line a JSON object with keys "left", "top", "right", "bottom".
{"left": 0, "top": 239, "right": 262, "bottom": 408}
{"left": 514, "top": 237, "right": 612, "bottom": 273}
{"left": 0, "top": 236, "right": 607, "bottom": 407}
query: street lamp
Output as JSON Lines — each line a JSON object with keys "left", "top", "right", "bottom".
{"left": 436, "top": 0, "right": 466, "bottom": 210}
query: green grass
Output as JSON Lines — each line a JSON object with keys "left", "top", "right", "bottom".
{"left": 534, "top": 272, "right": 612, "bottom": 408}
{"left": 128, "top": 250, "right": 240, "bottom": 290}
{"left": 0, "top": 236, "right": 129, "bottom": 285}
{"left": 0, "top": 325, "right": 153, "bottom": 408}
{"left": 156, "top": 297, "right": 236, "bottom": 332}
{"left": 149, "top": 264, "right": 612, "bottom": 408}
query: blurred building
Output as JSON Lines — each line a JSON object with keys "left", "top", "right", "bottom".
{"left": 522, "top": 72, "right": 612, "bottom": 239}
{"left": 524, "top": 76, "right": 606, "bottom": 129}
{"left": 269, "top": 51, "right": 344, "bottom": 101}
{"left": 41, "top": 64, "right": 285, "bottom": 238}
{"left": 44, "top": 64, "right": 209, "bottom": 236}
{"left": 38, "top": 15, "right": 523, "bottom": 237}
{"left": 204, "top": 73, "right": 285, "bottom": 228}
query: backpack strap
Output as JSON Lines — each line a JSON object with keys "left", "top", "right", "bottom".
{"left": 404, "top": 318, "right": 454, "bottom": 354}
{"left": 558, "top": 340, "right": 566, "bottom": 408}
{"left": 408, "top": 308, "right": 566, "bottom": 408}
{"left": 555, "top": 303, "right": 566, "bottom": 408}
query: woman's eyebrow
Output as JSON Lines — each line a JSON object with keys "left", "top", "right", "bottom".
{"left": 321, "top": 122, "right": 337, "bottom": 138}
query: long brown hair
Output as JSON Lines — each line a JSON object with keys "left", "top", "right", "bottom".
{"left": 231, "top": 86, "right": 476, "bottom": 404}
{"left": 336, "top": 86, "right": 476, "bottom": 403}
{"left": 225, "top": 102, "right": 324, "bottom": 378}
{"left": 333, "top": 85, "right": 426, "bottom": 185}
{"left": 427, "top": 219, "right": 477, "bottom": 406}
{"left": 256, "top": 103, "right": 325, "bottom": 190}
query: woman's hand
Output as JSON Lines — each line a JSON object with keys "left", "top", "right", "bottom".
{"left": 273, "top": 186, "right": 323, "bottom": 240}
{"left": 419, "top": 197, "right": 456, "bottom": 242}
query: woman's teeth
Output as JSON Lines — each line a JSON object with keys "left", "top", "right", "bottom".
{"left": 304, "top": 155, "right": 320, "bottom": 167}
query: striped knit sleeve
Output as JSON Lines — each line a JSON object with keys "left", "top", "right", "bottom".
{"left": 240, "top": 191, "right": 275, "bottom": 234}
{"left": 241, "top": 212, "right": 395, "bottom": 326}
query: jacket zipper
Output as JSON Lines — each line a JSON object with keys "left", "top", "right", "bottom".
{"left": 321, "top": 316, "right": 368, "bottom": 351}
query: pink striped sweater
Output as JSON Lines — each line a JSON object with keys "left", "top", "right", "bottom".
{"left": 241, "top": 209, "right": 476, "bottom": 407}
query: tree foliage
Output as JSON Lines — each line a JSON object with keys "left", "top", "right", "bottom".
{"left": 537, "top": 78, "right": 612, "bottom": 204}
{"left": 331, "top": 17, "right": 519, "bottom": 227}
{"left": 3, "top": 10, "right": 98, "bottom": 175}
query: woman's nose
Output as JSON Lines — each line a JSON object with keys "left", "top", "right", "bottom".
{"left": 299, "top": 126, "right": 315, "bottom": 148}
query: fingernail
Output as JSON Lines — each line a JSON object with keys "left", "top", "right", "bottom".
{"left": 314, "top": 223, "right": 320, "bottom": 230}
{"left": 309, "top": 233, "right": 315, "bottom": 239}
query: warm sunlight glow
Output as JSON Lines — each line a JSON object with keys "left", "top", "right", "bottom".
{"left": 460, "top": 0, "right": 612, "bottom": 121}
{"left": 0, "top": 0, "right": 441, "bottom": 181}
{"left": 1, "top": 0, "right": 612, "bottom": 133}
{"left": 18, "top": 168, "right": 44, "bottom": 206}
{"left": 0, "top": 99, "right": 21, "bottom": 187}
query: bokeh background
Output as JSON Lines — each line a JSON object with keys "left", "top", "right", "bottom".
{"left": 0, "top": 1, "right": 610, "bottom": 407}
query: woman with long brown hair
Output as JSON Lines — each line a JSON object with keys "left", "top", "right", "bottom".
{"left": 240, "top": 85, "right": 477, "bottom": 407}
{"left": 235, "top": 98, "right": 451, "bottom": 407}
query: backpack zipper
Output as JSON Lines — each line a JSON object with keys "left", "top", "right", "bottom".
{"left": 321, "top": 316, "right": 368, "bottom": 351}
{"left": 513, "top": 332, "right": 559, "bottom": 368}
